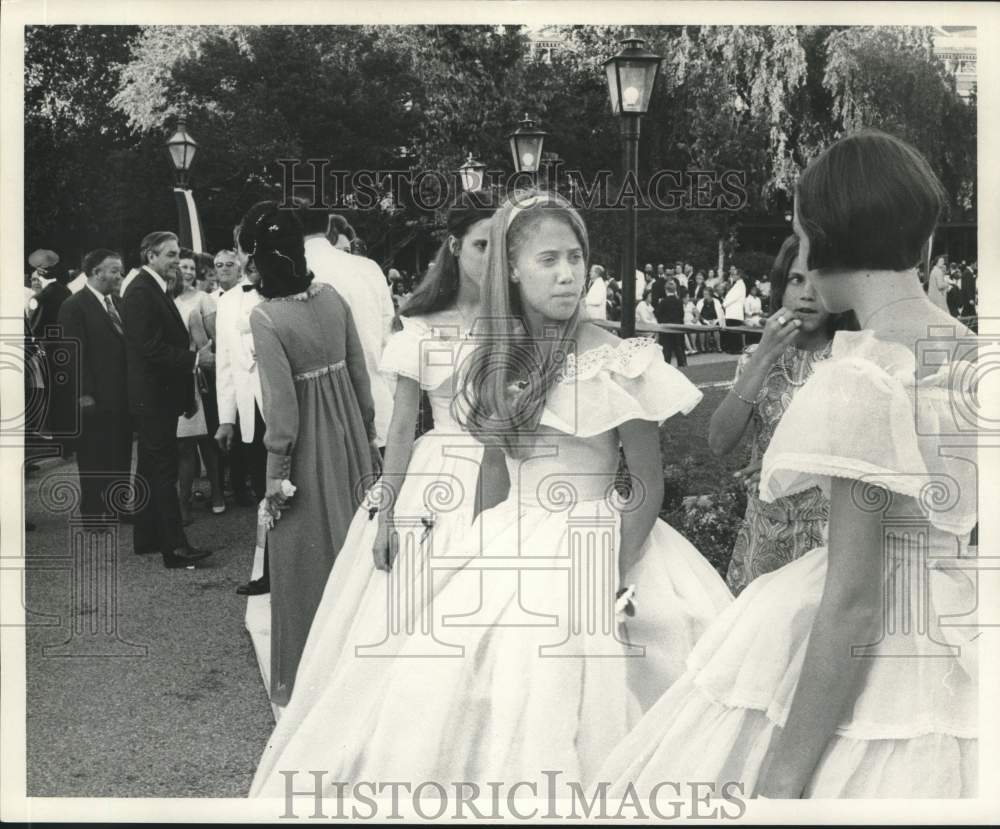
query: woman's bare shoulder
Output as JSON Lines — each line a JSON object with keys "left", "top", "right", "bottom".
{"left": 575, "top": 320, "right": 621, "bottom": 351}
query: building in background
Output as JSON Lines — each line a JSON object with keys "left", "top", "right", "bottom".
{"left": 527, "top": 26, "right": 571, "bottom": 63}
{"left": 932, "top": 25, "right": 977, "bottom": 100}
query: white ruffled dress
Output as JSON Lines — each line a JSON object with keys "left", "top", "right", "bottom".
{"left": 251, "top": 337, "right": 731, "bottom": 796}
{"left": 598, "top": 330, "right": 979, "bottom": 797}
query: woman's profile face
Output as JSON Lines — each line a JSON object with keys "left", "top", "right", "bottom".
{"left": 511, "top": 216, "right": 585, "bottom": 323}
{"left": 456, "top": 217, "right": 492, "bottom": 287}
{"left": 178, "top": 258, "right": 196, "bottom": 288}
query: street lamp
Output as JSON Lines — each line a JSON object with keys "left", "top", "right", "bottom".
{"left": 164, "top": 117, "right": 204, "bottom": 252}
{"left": 457, "top": 152, "right": 486, "bottom": 192}
{"left": 604, "top": 33, "right": 662, "bottom": 338}
{"left": 508, "top": 114, "right": 547, "bottom": 181}
{"left": 166, "top": 117, "right": 198, "bottom": 188}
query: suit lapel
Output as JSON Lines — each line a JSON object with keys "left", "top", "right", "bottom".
{"left": 141, "top": 269, "right": 187, "bottom": 335}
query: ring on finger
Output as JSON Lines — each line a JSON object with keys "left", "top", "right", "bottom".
{"left": 778, "top": 315, "right": 787, "bottom": 325}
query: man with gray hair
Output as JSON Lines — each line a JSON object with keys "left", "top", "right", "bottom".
{"left": 121, "top": 231, "right": 214, "bottom": 568}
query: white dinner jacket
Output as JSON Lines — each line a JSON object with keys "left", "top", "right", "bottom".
{"left": 304, "top": 237, "right": 395, "bottom": 447}
{"left": 215, "top": 277, "right": 264, "bottom": 442}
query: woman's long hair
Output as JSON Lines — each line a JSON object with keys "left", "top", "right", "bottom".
{"left": 237, "top": 201, "right": 314, "bottom": 299}
{"left": 455, "top": 189, "right": 589, "bottom": 458}
{"left": 770, "top": 235, "right": 858, "bottom": 335}
{"left": 400, "top": 188, "right": 503, "bottom": 320}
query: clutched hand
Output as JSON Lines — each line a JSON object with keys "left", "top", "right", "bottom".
{"left": 615, "top": 584, "right": 637, "bottom": 621}
{"left": 753, "top": 310, "right": 802, "bottom": 366}
{"left": 733, "top": 460, "right": 762, "bottom": 493}
{"left": 260, "top": 478, "right": 296, "bottom": 529}
{"left": 372, "top": 516, "right": 398, "bottom": 572}
{"left": 265, "top": 477, "right": 295, "bottom": 505}
{"left": 369, "top": 440, "right": 383, "bottom": 479}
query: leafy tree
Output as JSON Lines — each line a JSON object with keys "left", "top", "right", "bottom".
{"left": 24, "top": 25, "right": 156, "bottom": 268}
{"left": 25, "top": 24, "right": 976, "bottom": 274}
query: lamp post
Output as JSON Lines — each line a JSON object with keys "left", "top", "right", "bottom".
{"left": 165, "top": 117, "right": 205, "bottom": 253}
{"left": 604, "top": 34, "right": 662, "bottom": 338}
{"left": 508, "top": 114, "right": 547, "bottom": 185}
{"left": 457, "top": 152, "right": 487, "bottom": 193}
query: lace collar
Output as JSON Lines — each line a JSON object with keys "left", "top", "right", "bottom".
{"left": 557, "top": 337, "right": 659, "bottom": 383}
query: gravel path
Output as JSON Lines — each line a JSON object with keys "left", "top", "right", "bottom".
{"left": 24, "top": 460, "right": 272, "bottom": 798}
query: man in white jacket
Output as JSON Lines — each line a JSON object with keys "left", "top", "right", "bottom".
{"left": 215, "top": 255, "right": 268, "bottom": 594}
{"left": 584, "top": 264, "right": 608, "bottom": 320}
{"left": 722, "top": 271, "right": 747, "bottom": 354}
{"left": 297, "top": 202, "right": 395, "bottom": 449}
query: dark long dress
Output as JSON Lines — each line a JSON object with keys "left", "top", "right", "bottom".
{"left": 250, "top": 282, "right": 375, "bottom": 706}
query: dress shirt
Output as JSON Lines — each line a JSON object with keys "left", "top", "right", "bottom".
{"left": 86, "top": 282, "right": 111, "bottom": 310}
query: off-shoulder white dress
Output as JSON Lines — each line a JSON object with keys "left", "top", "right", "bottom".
{"left": 250, "top": 337, "right": 732, "bottom": 795}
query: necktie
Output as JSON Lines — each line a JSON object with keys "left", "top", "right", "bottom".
{"left": 105, "top": 296, "right": 124, "bottom": 335}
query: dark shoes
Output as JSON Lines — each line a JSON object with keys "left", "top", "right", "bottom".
{"left": 236, "top": 577, "right": 269, "bottom": 596}
{"left": 163, "top": 546, "right": 213, "bottom": 569}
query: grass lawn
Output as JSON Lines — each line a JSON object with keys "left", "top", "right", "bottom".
{"left": 660, "top": 364, "right": 752, "bottom": 495}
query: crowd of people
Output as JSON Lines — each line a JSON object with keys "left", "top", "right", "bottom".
{"left": 580, "top": 246, "right": 977, "bottom": 368}
{"left": 23, "top": 129, "right": 978, "bottom": 801}
{"left": 23, "top": 210, "right": 393, "bottom": 588}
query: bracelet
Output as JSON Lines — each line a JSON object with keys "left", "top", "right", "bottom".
{"left": 731, "top": 386, "right": 756, "bottom": 406}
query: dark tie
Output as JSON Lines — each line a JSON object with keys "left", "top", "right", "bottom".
{"left": 105, "top": 295, "right": 124, "bottom": 335}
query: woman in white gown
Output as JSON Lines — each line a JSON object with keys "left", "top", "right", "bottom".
{"left": 251, "top": 190, "right": 731, "bottom": 797}
{"left": 249, "top": 190, "right": 499, "bottom": 719}
{"left": 598, "top": 130, "right": 978, "bottom": 798}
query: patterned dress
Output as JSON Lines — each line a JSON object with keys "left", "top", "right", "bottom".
{"left": 725, "top": 341, "right": 832, "bottom": 594}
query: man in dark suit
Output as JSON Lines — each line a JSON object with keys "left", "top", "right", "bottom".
{"left": 57, "top": 249, "right": 133, "bottom": 518}
{"left": 27, "top": 249, "right": 74, "bottom": 452}
{"left": 120, "top": 231, "right": 213, "bottom": 568}
{"left": 654, "top": 279, "right": 687, "bottom": 368}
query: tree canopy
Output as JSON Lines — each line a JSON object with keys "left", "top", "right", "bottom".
{"left": 25, "top": 24, "right": 975, "bottom": 275}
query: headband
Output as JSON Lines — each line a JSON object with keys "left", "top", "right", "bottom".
{"left": 505, "top": 193, "right": 560, "bottom": 232}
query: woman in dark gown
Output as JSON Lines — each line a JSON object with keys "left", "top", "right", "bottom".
{"left": 239, "top": 202, "right": 378, "bottom": 707}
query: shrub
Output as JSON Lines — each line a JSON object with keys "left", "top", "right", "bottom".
{"left": 661, "top": 468, "right": 748, "bottom": 579}
{"left": 620, "top": 445, "right": 748, "bottom": 578}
